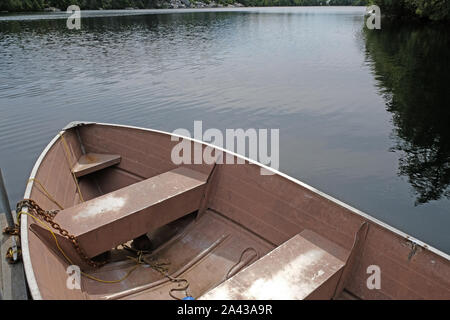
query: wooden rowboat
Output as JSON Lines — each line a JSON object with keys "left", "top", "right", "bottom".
{"left": 20, "top": 122, "right": 450, "bottom": 300}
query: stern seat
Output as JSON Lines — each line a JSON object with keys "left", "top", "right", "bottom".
{"left": 200, "top": 230, "right": 350, "bottom": 300}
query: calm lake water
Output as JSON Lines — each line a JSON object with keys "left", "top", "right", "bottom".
{"left": 0, "top": 7, "right": 449, "bottom": 253}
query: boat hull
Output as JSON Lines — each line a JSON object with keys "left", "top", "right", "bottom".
{"left": 21, "top": 122, "right": 450, "bottom": 300}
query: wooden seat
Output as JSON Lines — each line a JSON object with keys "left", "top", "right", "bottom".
{"left": 72, "top": 153, "right": 121, "bottom": 178}
{"left": 32, "top": 167, "right": 208, "bottom": 261}
{"left": 200, "top": 230, "right": 347, "bottom": 300}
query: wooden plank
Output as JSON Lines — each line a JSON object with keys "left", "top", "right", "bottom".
{"left": 0, "top": 213, "right": 28, "bottom": 300}
{"left": 72, "top": 153, "right": 121, "bottom": 178}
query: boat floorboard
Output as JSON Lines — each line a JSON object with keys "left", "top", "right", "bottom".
{"left": 84, "top": 210, "right": 275, "bottom": 300}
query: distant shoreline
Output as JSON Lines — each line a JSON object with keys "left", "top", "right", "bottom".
{"left": 0, "top": 4, "right": 369, "bottom": 14}
{"left": 1, "top": 1, "right": 245, "bottom": 14}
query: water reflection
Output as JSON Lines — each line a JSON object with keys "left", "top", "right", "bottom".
{"left": 364, "top": 21, "right": 450, "bottom": 205}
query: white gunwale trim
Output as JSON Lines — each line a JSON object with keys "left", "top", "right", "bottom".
{"left": 22, "top": 131, "right": 63, "bottom": 300}
{"left": 22, "top": 121, "right": 450, "bottom": 300}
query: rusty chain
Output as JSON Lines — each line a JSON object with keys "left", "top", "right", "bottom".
{"left": 16, "top": 199, "right": 106, "bottom": 268}
{"left": 3, "top": 225, "right": 20, "bottom": 236}
{"left": 5, "top": 247, "right": 21, "bottom": 264}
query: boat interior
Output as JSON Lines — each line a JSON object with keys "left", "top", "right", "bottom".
{"left": 23, "top": 123, "right": 450, "bottom": 300}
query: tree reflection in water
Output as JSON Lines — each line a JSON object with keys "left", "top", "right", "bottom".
{"left": 364, "top": 21, "right": 450, "bottom": 205}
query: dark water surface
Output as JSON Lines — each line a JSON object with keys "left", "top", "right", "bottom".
{"left": 1, "top": 7, "right": 449, "bottom": 253}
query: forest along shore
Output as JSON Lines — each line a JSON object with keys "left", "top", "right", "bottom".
{"left": 0, "top": 1, "right": 368, "bottom": 13}
{"left": 8, "top": 1, "right": 248, "bottom": 11}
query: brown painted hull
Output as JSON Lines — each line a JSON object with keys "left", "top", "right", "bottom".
{"left": 21, "top": 122, "right": 450, "bottom": 300}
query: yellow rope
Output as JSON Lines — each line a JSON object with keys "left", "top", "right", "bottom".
{"left": 59, "top": 132, "right": 84, "bottom": 203}
{"left": 27, "top": 178, "right": 64, "bottom": 210}
{"left": 18, "top": 210, "right": 140, "bottom": 284}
